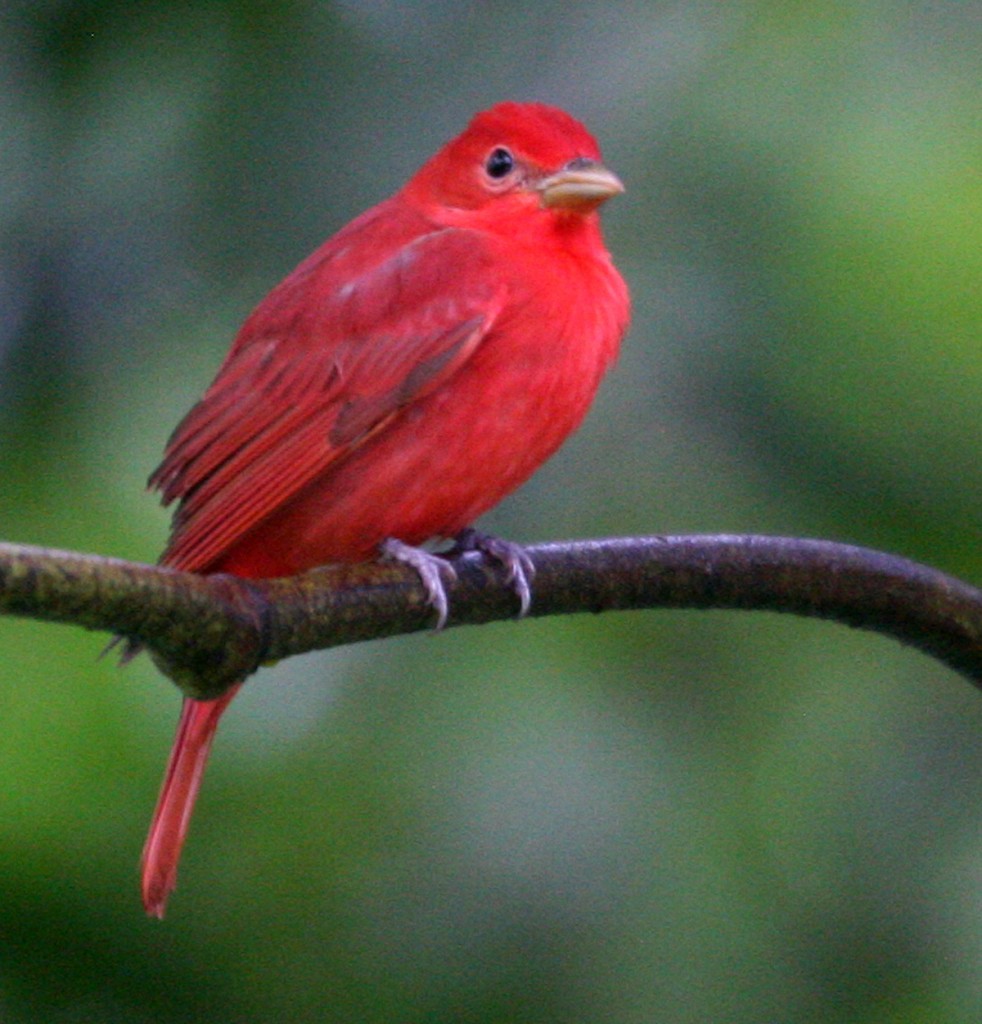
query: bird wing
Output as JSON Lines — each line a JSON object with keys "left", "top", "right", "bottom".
{"left": 152, "top": 226, "right": 506, "bottom": 572}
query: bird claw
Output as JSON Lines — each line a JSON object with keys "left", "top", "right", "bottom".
{"left": 453, "top": 528, "right": 536, "bottom": 617}
{"left": 381, "top": 538, "right": 457, "bottom": 630}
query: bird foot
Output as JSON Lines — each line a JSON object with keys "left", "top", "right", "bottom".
{"left": 452, "top": 528, "right": 536, "bottom": 617}
{"left": 381, "top": 538, "right": 458, "bottom": 629}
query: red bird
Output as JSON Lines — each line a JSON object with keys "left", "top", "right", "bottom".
{"left": 141, "top": 102, "right": 629, "bottom": 917}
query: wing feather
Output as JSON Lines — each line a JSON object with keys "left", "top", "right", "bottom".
{"left": 154, "top": 226, "right": 505, "bottom": 571}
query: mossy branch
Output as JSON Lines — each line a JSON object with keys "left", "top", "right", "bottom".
{"left": 1, "top": 536, "right": 981, "bottom": 698}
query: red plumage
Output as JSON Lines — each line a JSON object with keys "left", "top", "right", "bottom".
{"left": 141, "top": 101, "right": 629, "bottom": 916}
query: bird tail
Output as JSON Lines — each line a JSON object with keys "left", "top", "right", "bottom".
{"left": 141, "top": 684, "right": 242, "bottom": 918}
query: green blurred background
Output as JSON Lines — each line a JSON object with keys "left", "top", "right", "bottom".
{"left": 3, "top": 2, "right": 982, "bottom": 1021}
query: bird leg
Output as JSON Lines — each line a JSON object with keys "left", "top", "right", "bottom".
{"left": 380, "top": 538, "right": 458, "bottom": 629}
{"left": 451, "top": 527, "right": 536, "bottom": 617}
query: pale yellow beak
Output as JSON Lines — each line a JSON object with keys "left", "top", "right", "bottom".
{"left": 538, "top": 158, "right": 625, "bottom": 212}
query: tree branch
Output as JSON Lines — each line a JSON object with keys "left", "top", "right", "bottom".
{"left": 1, "top": 536, "right": 980, "bottom": 697}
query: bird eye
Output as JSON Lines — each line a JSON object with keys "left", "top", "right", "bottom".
{"left": 485, "top": 147, "right": 515, "bottom": 180}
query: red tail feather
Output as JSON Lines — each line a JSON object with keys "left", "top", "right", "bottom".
{"left": 141, "top": 685, "right": 242, "bottom": 918}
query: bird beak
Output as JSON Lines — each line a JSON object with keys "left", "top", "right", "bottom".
{"left": 537, "top": 158, "right": 625, "bottom": 212}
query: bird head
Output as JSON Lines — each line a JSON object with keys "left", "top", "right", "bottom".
{"left": 403, "top": 102, "right": 624, "bottom": 226}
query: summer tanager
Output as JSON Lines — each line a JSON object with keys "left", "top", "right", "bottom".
{"left": 141, "top": 102, "right": 629, "bottom": 917}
